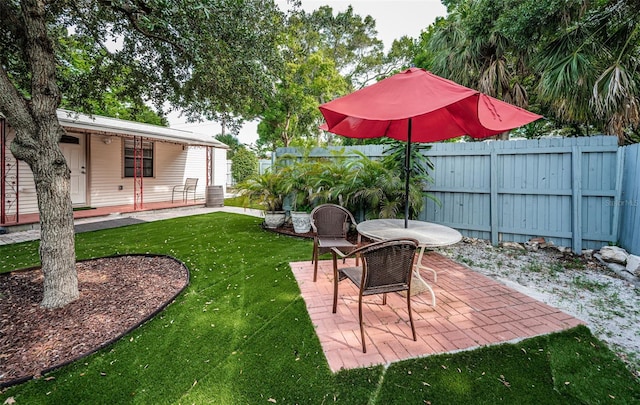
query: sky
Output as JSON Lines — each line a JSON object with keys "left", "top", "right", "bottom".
{"left": 168, "top": 0, "right": 448, "bottom": 145}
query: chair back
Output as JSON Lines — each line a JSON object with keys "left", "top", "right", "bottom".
{"left": 360, "top": 239, "right": 418, "bottom": 296}
{"left": 310, "top": 204, "right": 355, "bottom": 238}
{"left": 185, "top": 178, "right": 198, "bottom": 188}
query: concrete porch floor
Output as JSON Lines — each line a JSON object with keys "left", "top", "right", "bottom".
{"left": 290, "top": 252, "right": 584, "bottom": 373}
{"left": 1, "top": 199, "right": 206, "bottom": 231}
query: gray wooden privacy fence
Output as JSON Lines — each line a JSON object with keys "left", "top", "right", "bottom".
{"left": 619, "top": 143, "right": 640, "bottom": 255}
{"left": 276, "top": 136, "right": 639, "bottom": 254}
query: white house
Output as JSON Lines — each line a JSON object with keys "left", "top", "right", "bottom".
{"left": 1, "top": 109, "right": 228, "bottom": 226}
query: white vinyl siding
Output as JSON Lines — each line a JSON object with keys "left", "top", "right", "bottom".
{"left": 4, "top": 129, "right": 226, "bottom": 214}
{"left": 89, "top": 140, "right": 211, "bottom": 206}
{"left": 88, "top": 136, "right": 126, "bottom": 207}
{"left": 213, "top": 147, "right": 227, "bottom": 194}
{"left": 4, "top": 129, "right": 39, "bottom": 215}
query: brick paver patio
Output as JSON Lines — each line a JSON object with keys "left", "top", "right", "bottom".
{"left": 290, "top": 251, "right": 584, "bottom": 372}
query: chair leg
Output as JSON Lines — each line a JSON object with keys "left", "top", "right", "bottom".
{"left": 312, "top": 241, "right": 320, "bottom": 281}
{"left": 359, "top": 296, "right": 366, "bottom": 353}
{"left": 313, "top": 247, "right": 319, "bottom": 282}
{"left": 312, "top": 241, "right": 319, "bottom": 265}
{"left": 332, "top": 254, "right": 338, "bottom": 313}
{"left": 407, "top": 292, "right": 416, "bottom": 341}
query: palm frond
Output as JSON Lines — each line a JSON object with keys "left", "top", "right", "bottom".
{"left": 593, "top": 63, "right": 636, "bottom": 114}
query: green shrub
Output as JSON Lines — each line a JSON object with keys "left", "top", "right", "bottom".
{"left": 231, "top": 147, "right": 258, "bottom": 183}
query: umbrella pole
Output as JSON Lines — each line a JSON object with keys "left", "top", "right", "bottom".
{"left": 404, "top": 118, "right": 412, "bottom": 229}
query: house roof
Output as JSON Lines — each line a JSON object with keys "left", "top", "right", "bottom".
{"left": 57, "top": 109, "right": 228, "bottom": 149}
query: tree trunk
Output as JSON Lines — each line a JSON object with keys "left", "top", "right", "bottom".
{"left": 8, "top": 122, "right": 78, "bottom": 309}
{"left": 11, "top": 122, "right": 79, "bottom": 308}
{"left": 282, "top": 113, "right": 292, "bottom": 147}
{"left": 33, "top": 142, "right": 78, "bottom": 308}
{"left": 0, "top": 0, "right": 80, "bottom": 308}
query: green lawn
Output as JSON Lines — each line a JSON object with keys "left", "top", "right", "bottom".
{"left": 1, "top": 212, "right": 638, "bottom": 404}
{"left": 223, "top": 195, "right": 262, "bottom": 210}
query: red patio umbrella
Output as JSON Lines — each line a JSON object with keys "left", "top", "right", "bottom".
{"left": 319, "top": 67, "right": 542, "bottom": 227}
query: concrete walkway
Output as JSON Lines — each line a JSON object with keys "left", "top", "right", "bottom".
{"left": 0, "top": 206, "right": 264, "bottom": 246}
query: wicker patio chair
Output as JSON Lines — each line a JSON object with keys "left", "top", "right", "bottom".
{"left": 310, "top": 204, "right": 360, "bottom": 282}
{"left": 331, "top": 238, "right": 419, "bottom": 353}
{"left": 172, "top": 178, "right": 198, "bottom": 203}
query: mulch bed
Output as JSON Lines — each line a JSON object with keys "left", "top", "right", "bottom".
{"left": 0, "top": 255, "right": 189, "bottom": 387}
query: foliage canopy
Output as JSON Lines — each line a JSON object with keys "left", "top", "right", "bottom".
{"left": 0, "top": 0, "right": 285, "bottom": 308}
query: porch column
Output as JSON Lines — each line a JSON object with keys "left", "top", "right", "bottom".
{"left": 133, "top": 136, "right": 143, "bottom": 210}
{"left": 206, "top": 146, "right": 213, "bottom": 186}
{"left": 1, "top": 118, "right": 19, "bottom": 225}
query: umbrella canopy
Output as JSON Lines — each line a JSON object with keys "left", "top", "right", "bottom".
{"left": 319, "top": 67, "right": 542, "bottom": 226}
{"left": 320, "top": 67, "right": 542, "bottom": 141}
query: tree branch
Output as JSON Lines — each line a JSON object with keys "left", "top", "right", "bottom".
{"left": 97, "top": 0, "right": 187, "bottom": 54}
{"left": 0, "top": 65, "right": 35, "bottom": 135}
{"left": 0, "top": 1, "right": 25, "bottom": 41}
{"left": 22, "top": 0, "right": 62, "bottom": 119}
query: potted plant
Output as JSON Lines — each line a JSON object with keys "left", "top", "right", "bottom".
{"left": 290, "top": 202, "right": 313, "bottom": 233}
{"left": 281, "top": 159, "right": 317, "bottom": 233}
{"left": 236, "top": 171, "right": 286, "bottom": 228}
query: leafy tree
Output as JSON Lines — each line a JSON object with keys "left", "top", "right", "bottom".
{"left": 215, "top": 133, "right": 241, "bottom": 160}
{"left": 424, "top": 0, "right": 640, "bottom": 144}
{"left": 412, "top": 23, "right": 440, "bottom": 71}
{"left": 295, "top": 5, "right": 385, "bottom": 89}
{"left": 56, "top": 35, "right": 167, "bottom": 125}
{"left": 231, "top": 147, "right": 258, "bottom": 184}
{"left": 257, "top": 5, "right": 416, "bottom": 153}
{"left": 0, "top": 0, "right": 283, "bottom": 308}
{"left": 257, "top": 51, "right": 348, "bottom": 151}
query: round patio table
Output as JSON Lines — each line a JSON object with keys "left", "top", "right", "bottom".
{"left": 357, "top": 219, "right": 462, "bottom": 306}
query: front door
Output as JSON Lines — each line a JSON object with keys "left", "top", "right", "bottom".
{"left": 60, "top": 134, "right": 87, "bottom": 206}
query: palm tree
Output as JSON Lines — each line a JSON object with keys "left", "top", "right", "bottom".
{"left": 236, "top": 171, "right": 285, "bottom": 213}
{"left": 427, "top": 1, "right": 533, "bottom": 118}
{"left": 337, "top": 152, "right": 425, "bottom": 221}
{"left": 534, "top": 0, "right": 640, "bottom": 143}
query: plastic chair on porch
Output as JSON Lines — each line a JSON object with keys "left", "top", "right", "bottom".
{"left": 172, "top": 178, "right": 198, "bottom": 203}
{"left": 331, "top": 238, "right": 419, "bottom": 353}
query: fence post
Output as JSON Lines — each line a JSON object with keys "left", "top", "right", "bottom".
{"left": 490, "top": 149, "right": 499, "bottom": 245}
{"left": 612, "top": 147, "right": 625, "bottom": 244}
{"left": 571, "top": 146, "right": 582, "bottom": 253}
